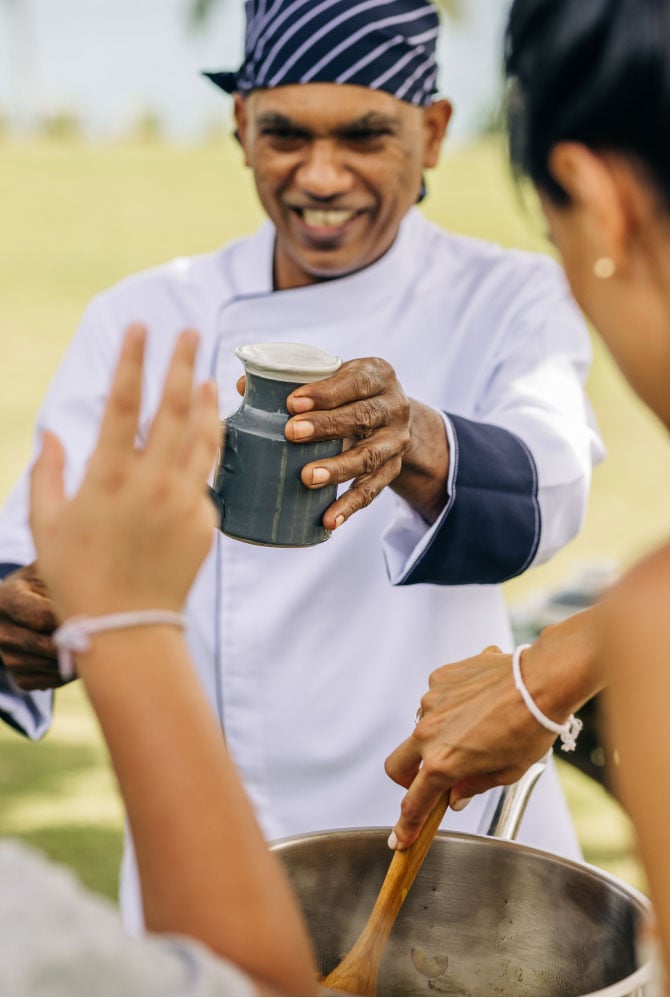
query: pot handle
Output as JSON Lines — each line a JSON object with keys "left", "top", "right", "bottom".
{"left": 476, "top": 750, "right": 552, "bottom": 842}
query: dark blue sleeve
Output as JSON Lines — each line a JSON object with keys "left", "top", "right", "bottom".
{"left": 402, "top": 415, "right": 541, "bottom": 586}
{"left": 0, "top": 563, "right": 23, "bottom": 581}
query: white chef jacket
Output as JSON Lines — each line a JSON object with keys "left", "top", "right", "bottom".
{"left": 0, "top": 210, "right": 603, "bottom": 931}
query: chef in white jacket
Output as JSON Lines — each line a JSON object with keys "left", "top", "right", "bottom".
{"left": 0, "top": 0, "right": 603, "bottom": 931}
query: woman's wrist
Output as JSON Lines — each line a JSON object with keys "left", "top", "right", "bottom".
{"left": 520, "top": 608, "right": 604, "bottom": 722}
{"left": 59, "top": 616, "right": 188, "bottom": 683}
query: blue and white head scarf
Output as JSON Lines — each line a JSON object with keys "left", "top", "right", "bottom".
{"left": 204, "top": 0, "right": 440, "bottom": 106}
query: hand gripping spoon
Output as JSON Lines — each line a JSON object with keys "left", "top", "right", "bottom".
{"left": 323, "top": 794, "right": 449, "bottom": 996}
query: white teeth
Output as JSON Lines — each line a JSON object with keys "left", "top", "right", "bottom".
{"left": 302, "top": 209, "right": 356, "bottom": 228}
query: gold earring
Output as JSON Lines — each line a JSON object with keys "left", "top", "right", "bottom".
{"left": 593, "top": 257, "right": 616, "bottom": 280}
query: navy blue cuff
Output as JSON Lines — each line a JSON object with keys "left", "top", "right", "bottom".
{"left": 402, "top": 415, "right": 541, "bottom": 586}
{"left": 0, "top": 563, "right": 23, "bottom": 582}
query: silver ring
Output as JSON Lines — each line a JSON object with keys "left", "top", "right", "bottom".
{"left": 415, "top": 706, "right": 423, "bottom": 725}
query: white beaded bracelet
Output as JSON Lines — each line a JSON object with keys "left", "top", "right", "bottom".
{"left": 512, "top": 643, "right": 583, "bottom": 752}
{"left": 53, "top": 610, "right": 187, "bottom": 682}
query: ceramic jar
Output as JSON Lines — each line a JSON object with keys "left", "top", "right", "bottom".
{"left": 211, "top": 342, "right": 343, "bottom": 547}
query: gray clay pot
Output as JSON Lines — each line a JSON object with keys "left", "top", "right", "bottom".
{"left": 211, "top": 342, "right": 343, "bottom": 547}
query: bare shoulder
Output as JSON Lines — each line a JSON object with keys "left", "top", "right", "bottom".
{"left": 609, "top": 542, "right": 670, "bottom": 614}
{"left": 601, "top": 541, "right": 670, "bottom": 675}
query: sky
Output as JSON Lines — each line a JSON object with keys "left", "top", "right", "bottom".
{"left": 0, "top": 0, "right": 513, "bottom": 142}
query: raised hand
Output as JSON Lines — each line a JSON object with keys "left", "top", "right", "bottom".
{"left": 29, "top": 325, "right": 220, "bottom": 624}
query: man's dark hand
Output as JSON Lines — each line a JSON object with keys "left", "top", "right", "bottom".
{"left": 284, "top": 358, "right": 411, "bottom": 528}
{"left": 283, "top": 358, "right": 410, "bottom": 527}
{"left": 0, "top": 563, "right": 63, "bottom": 691}
{"left": 235, "top": 357, "right": 450, "bottom": 529}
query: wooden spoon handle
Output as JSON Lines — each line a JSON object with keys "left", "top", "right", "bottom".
{"left": 365, "top": 793, "right": 449, "bottom": 943}
{"left": 323, "top": 793, "right": 450, "bottom": 996}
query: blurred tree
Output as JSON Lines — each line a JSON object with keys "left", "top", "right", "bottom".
{"left": 189, "top": 0, "right": 463, "bottom": 28}
{"left": 40, "top": 109, "right": 81, "bottom": 142}
{"left": 129, "top": 109, "right": 165, "bottom": 144}
{"left": 475, "top": 99, "right": 505, "bottom": 137}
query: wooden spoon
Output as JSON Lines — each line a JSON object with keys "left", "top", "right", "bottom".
{"left": 323, "top": 793, "right": 449, "bottom": 996}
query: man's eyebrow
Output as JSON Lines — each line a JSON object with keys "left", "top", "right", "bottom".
{"left": 254, "top": 110, "right": 401, "bottom": 135}
{"left": 255, "top": 111, "right": 309, "bottom": 133}
{"left": 336, "top": 112, "right": 401, "bottom": 134}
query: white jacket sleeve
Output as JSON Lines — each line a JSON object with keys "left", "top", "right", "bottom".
{"left": 384, "top": 258, "right": 604, "bottom": 585}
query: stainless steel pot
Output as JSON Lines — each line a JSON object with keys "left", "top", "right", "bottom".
{"left": 271, "top": 764, "right": 651, "bottom": 996}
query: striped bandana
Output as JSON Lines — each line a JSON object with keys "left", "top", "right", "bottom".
{"left": 204, "top": 0, "right": 440, "bottom": 107}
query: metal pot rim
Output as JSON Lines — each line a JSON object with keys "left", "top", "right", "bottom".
{"left": 272, "top": 824, "right": 650, "bottom": 908}
{"left": 582, "top": 963, "right": 650, "bottom": 997}
{"left": 271, "top": 825, "right": 653, "bottom": 997}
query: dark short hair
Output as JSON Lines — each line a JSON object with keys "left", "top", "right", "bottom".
{"left": 503, "top": 0, "right": 670, "bottom": 207}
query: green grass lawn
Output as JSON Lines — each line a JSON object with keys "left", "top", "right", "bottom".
{"left": 2, "top": 132, "right": 666, "bottom": 903}
{"left": 0, "top": 683, "right": 124, "bottom": 899}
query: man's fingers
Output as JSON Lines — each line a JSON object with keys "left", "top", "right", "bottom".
{"left": 287, "top": 397, "right": 392, "bottom": 444}
{"left": 0, "top": 622, "right": 60, "bottom": 690}
{"left": 0, "top": 579, "right": 56, "bottom": 633}
{"left": 14, "top": 563, "right": 51, "bottom": 599}
{"left": 300, "top": 430, "right": 402, "bottom": 489}
{"left": 0, "top": 622, "right": 57, "bottom": 659}
{"left": 146, "top": 329, "right": 200, "bottom": 465}
{"left": 287, "top": 358, "right": 387, "bottom": 415}
{"left": 29, "top": 431, "right": 66, "bottom": 540}
{"left": 6, "top": 666, "right": 67, "bottom": 692}
{"left": 319, "top": 460, "right": 401, "bottom": 530}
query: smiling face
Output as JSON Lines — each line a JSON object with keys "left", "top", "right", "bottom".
{"left": 234, "top": 83, "right": 451, "bottom": 290}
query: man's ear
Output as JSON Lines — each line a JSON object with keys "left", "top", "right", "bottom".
{"left": 422, "top": 99, "right": 453, "bottom": 169}
{"left": 548, "top": 143, "right": 629, "bottom": 264}
{"left": 233, "top": 93, "right": 252, "bottom": 166}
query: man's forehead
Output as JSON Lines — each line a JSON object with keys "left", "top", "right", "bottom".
{"left": 247, "top": 83, "right": 413, "bottom": 125}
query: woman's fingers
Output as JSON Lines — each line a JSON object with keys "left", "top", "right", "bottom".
{"left": 91, "top": 325, "right": 147, "bottom": 472}
{"left": 384, "top": 735, "right": 423, "bottom": 789}
{"left": 389, "top": 766, "right": 449, "bottom": 850}
{"left": 145, "top": 329, "right": 200, "bottom": 466}
{"left": 184, "top": 380, "right": 222, "bottom": 491}
{"left": 29, "top": 431, "right": 67, "bottom": 540}
{"left": 449, "top": 771, "right": 512, "bottom": 808}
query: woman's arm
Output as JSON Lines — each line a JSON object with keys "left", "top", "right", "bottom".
{"left": 29, "top": 325, "right": 318, "bottom": 996}
{"left": 600, "top": 544, "right": 670, "bottom": 988}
